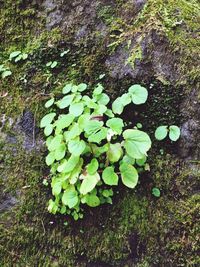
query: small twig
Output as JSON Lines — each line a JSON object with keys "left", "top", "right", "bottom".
{"left": 32, "top": 104, "right": 38, "bottom": 147}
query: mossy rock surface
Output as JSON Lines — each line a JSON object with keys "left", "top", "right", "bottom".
{"left": 0, "top": 0, "right": 199, "bottom": 266}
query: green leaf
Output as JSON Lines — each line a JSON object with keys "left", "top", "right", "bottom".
{"left": 62, "top": 188, "right": 79, "bottom": 208}
{"left": 136, "top": 156, "right": 147, "bottom": 166}
{"left": 2, "top": 70, "right": 12, "bottom": 78}
{"left": 102, "top": 166, "right": 118, "bottom": 186}
{"left": 84, "top": 120, "right": 103, "bottom": 135}
{"left": 77, "top": 83, "right": 87, "bottom": 92}
{"left": 107, "top": 143, "right": 123, "bottom": 163}
{"left": 62, "top": 83, "right": 73, "bottom": 94}
{"left": 128, "top": 84, "right": 148, "bottom": 105}
{"left": 122, "top": 155, "right": 135, "bottom": 165}
{"left": 40, "top": 113, "right": 56, "bottom": 128}
{"left": 69, "top": 102, "right": 84, "bottom": 117}
{"left": 64, "top": 123, "right": 81, "bottom": 141}
{"left": 105, "top": 109, "right": 114, "bottom": 118}
{"left": 123, "top": 129, "right": 151, "bottom": 159}
{"left": 46, "top": 152, "right": 55, "bottom": 166}
{"left": 120, "top": 162, "right": 138, "bottom": 188}
{"left": 68, "top": 139, "right": 86, "bottom": 156}
{"left": 48, "top": 134, "right": 63, "bottom": 151}
{"left": 93, "top": 83, "right": 103, "bottom": 95}
{"left": 155, "top": 126, "right": 168, "bottom": 140}
{"left": 112, "top": 97, "right": 124, "bottom": 114}
{"left": 15, "top": 55, "right": 22, "bottom": 62}
{"left": 85, "top": 194, "right": 100, "bottom": 207}
{"left": 52, "top": 180, "right": 62, "bottom": 196}
{"left": 69, "top": 158, "right": 83, "bottom": 184}
{"left": 45, "top": 98, "right": 54, "bottom": 108}
{"left": 106, "top": 118, "right": 124, "bottom": 134}
{"left": 80, "top": 172, "right": 100, "bottom": 195}
{"left": 63, "top": 155, "right": 80, "bottom": 172}
{"left": 87, "top": 158, "right": 99, "bottom": 175}
{"left": 44, "top": 124, "right": 53, "bottom": 136}
{"left": 78, "top": 114, "right": 90, "bottom": 130}
{"left": 54, "top": 114, "right": 75, "bottom": 133}
{"left": 121, "top": 93, "right": 131, "bottom": 106}
{"left": 169, "top": 125, "right": 180, "bottom": 141}
{"left": 88, "top": 128, "right": 107, "bottom": 144}
{"left": 95, "top": 104, "right": 107, "bottom": 115}
{"left": 97, "top": 93, "right": 110, "bottom": 105}
{"left": 51, "top": 61, "right": 58, "bottom": 68}
{"left": 57, "top": 159, "right": 68, "bottom": 173}
{"left": 9, "top": 51, "right": 21, "bottom": 60}
{"left": 56, "top": 95, "right": 74, "bottom": 109}
{"left": 55, "top": 144, "right": 66, "bottom": 161}
{"left": 152, "top": 187, "right": 161, "bottom": 197}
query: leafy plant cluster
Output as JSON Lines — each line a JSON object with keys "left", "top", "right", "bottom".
{"left": 0, "top": 50, "right": 29, "bottom": 80}
{"left": 41, "top": 83, "right": 153, "bottom": 220}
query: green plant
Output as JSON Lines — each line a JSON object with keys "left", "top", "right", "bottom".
{"left": 152, "top": 187, "right": 161, "bottom": 197}
{"left": 9, "top": 51, "right": 28, "bottom": 62}
{"left": 40, "top": 83, "right": 177, "bottom": 220}
{"left": 0, "top": 64, "right": 12, "bottom": 79}
{"left": 155, "top": 125, "right": 180, "bottom": 141}
{"left": 46, "top": 61, "right": 58, "bottom": 68}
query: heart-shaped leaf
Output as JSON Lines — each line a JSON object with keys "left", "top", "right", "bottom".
{"left": 80, "top": 172, "right": 100, "bottom": 195}
{"left": 169, "top": 125, "right": 180, "bottom": 141}
{"left": 155, "top": 126, "right": 168, "bottom": 140}
{"left": 102, "top": 166, "right": 118, "bottom": 186}
{"left": 123, "top": 129, "right": 151, "bottom": 159}
{"left": 128, "top": 84, "right": 148, "bottom": 104}
{"left": 120, "top": 162, "right": 138, "bottom": 188}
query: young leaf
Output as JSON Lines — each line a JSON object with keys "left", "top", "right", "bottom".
{"left": 97, "top": 93, "right": 110, "bottom": 105}
{"left": 123, "top": 129, "right": 151, "bottom": 159}
{"left": 155, "top": 126, "right": 168, "bottom": 140}
{"left": 80, "top": 172, "right": 100, "bottom": 195}
{"left": 169, "top": 125, "right": 180, "bottom": 141}
{"left": 85, "top": 194, "right": 100, "bottom": 207}
{"left": 56, "top": 95, "right": 74, "bottom": 109}
{"left": 40, "top": 113, "right": 56, "bottom": 128}
{"left": 48, "top": 134, "right": 63, "bottom": 151}
{"left": 68, "top": 139, "right": 86, "bottom": 156}
{"left": 152, "top": 187, "right": 161, "bottom": 197}
{"left": 62, "top": 83, "right": 73, "bottom": 94}
{"left": 128, "top": 84, "right": 148, "bottom": 104}
{"left": 45, "top": 98, "right": 55, "bottom": 108}
{"left": 44, "top": 124, "right": 53, "bottom": 136}
{"left": 69, "top": 102, "right": 84, "bottom": 117}
{"left": 55, "top": 144, "right": 66, "bottom": 161}
{"left": 63, "top": 155, "right": 80, "bottom": 172}
{"left": 120, "top": 162, "right": 138, "bottom": 188}
{"left": 112, "top": 97, "right": 124, "bottom": 114}
{"left": 102, "top": 166, "right": 118, "bottom": 186}
{"left": 107, "top": 143, "right": 123, "bottom": 163}
{"left": 64, "top": 123, "right": 81, "bottom": 141}
{"left": 136, "top": 156, "right": 147, "bottom": 166}
{"left": 77, "top": 83, "right": 87, "bottom": 92}
{"left": 46, "top": 152, "right": 55, "bottom": 166}
{"left": 52, "top": 180, "right": 62, "bottom": 196}
{"left": 106, "top": 118, "right": 124, "bottom": 134}
{"left": 54, "top": 114, "right": 75, "bottom": 133}
{"left": 88, "top": 128, "right": 107, "bottom": 144}
{"left": 9, "top": 51, "right": 21, "bottom": 60}
{"left": 84, "top": 120, "right": 103, "bottom": 135}
{"left": 2, "top": 70, "right": 12, "bottom": 78}
{"left": 93, "top": 83, "right": 103, "bottom": 95}
{"left": 51, "top": 61, "right": 58, "bottom": 68}
{"left": 62, "top": 188, "right": 79, "bottom": 208}
{"left": 87, "top": 158, "right": 99, "bottom": 175}
{"left": 121, "top": 93, "right": 131, "bottom": 106}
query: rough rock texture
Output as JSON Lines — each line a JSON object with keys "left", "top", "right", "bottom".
{"left": 0, "top": 0, "right": 199, "bottom": 266}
